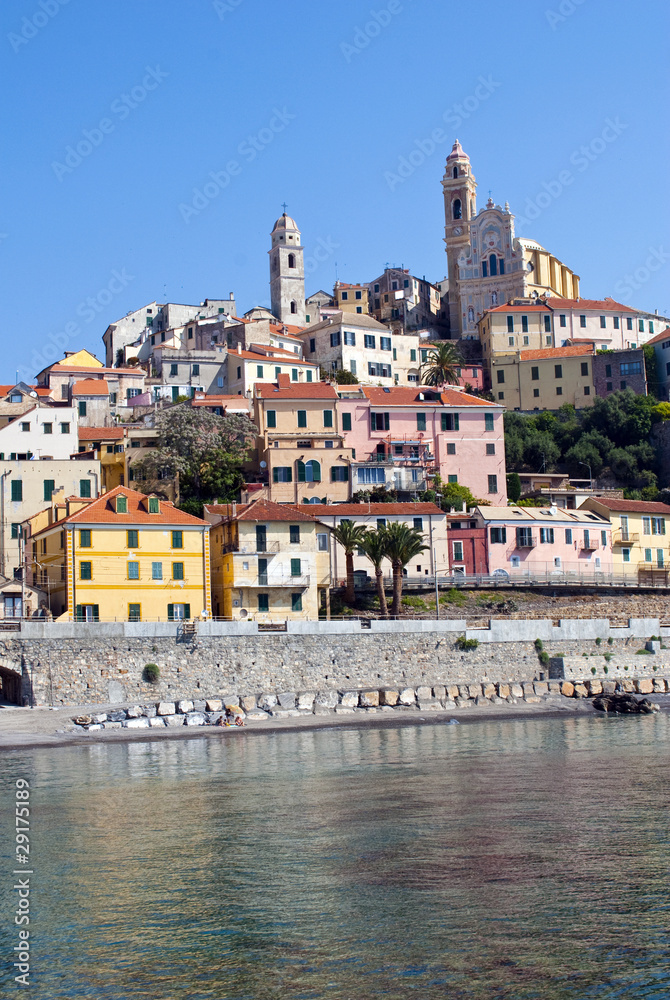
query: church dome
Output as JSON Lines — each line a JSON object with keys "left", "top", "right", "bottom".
{"left": 447, "top": 139, "right": 469, "bottom": 162}
{"left": 271, "top": 212, "right": 300, "bottom": 234}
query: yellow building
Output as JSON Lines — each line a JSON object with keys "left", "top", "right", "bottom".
{"left": 478, "top": 301, "right": 555, "bottom": 361}
{"left": 334, "top": 281, "right": 369, "bottom": 315}
{"left": 251, "top": 376, "right": 354, "bottom": 503}
{"left": 580, "top": 497, "right": 670, "bottom": 583}
{"left": 25, "top": 486, "right": 210, "bottom": 622}
{"left": 78, "top": 426, "right": 126, "bottom": 491}
{"left": 491, "top": 344, "right": 595, "bottom": 410}
{"left": 205, "top": 498, "right": 331, "bottom": 620}
{"left": 227, "top": 343, "right": 319, "bottom": 396}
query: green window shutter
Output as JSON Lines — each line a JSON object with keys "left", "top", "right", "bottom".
{"left": 172, "top": 531, "right": 183, "bottom": 549}
{"left": 116, "top": 495, "right": 127, "bottom": 513}
{"left": 75, "top": 604, "right": 83, "bottom": 622}
{"left": 173, "top": 562, "right": 184, "bottom": 580}
{"left": 275, "top": 367, "right": 281, "bottom": 378}
{"left": 79, "top": 479, "right": 91, "bottom": 498}
{"left": 312, "top": 460, "right": 321, "bottom": 482}
{"left": 441, "top": 413, "right": 448, "bottom": 431}
{"left": 323, "top": 409, "right": 333, "bottom": 428}
{"left": 167, "top": 603, "right": 174, "bottom": 621}
{"left": 43, "top": 479, "right": 55, "bottom": 501}
{"left": 297, "top": 410, "right": 307, "bottom": 428}
{"left": 184, "top": 604, "right": 190, "bottom": 620}
{"left": 291, "top": 558, "right": 301, "bottom": 576}
{"left": 80, "top": 529, "right": 91, "bottom": 547}
{"left": 171, "top": 387, "right": 179, "bottom": 402}
{"left": 291, "top": 593, "right": 303, "bottom": 613}
{"left": 297, "top": 460, "right": 306, "bottom": 482}
{"left": 11, "top": 480, "right": 22, "bottom": 502}
{"left": 267, "top": 410, "right": 276, "bottom": 428}
{"left": 257, "top": 365, "right": 264, "bottom": 378}
{"left": 127, "top": 529, "right": 138, "bottom": 548}
{"left": 93, "top": 605, "right": 99, "bottom": 622}
{"left": 342, "top": 412, "right": 352, "bottom": 431}
{"left": 273, "top": 467, "right": 279, "bottom": 483}
{"left": 417, "top": 413, "right": 426, "bottom": 431}
{"left": 455, "top": 414, "right": 460, "bottom": 431}
{"left": 306, "top": 371, "right": 313, "bottom": 382}
{"left": 148, "top": 497, "right": 159, "bottom": 513}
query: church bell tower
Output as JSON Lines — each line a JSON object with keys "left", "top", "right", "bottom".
{"left": 269, "top": 212, "right": 306, "bottom": 326}
{"left": 442, "top": 140, "right": 477, "bottom": 337}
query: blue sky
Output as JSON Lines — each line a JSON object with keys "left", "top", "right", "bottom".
{"left": 1, "top": 0, "right": 669, "bottom": 379}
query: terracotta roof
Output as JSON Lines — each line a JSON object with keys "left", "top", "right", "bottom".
{"left": 0, "top": 385, "right": 52, "bottom": 397}
{"left": 335, "top": 282, "right": 366, "bottom": 290}
{"left": 645, "top": 327, "right": 670, "bottom": 347}
{"left": 47, "top": 364, "right": 143, "bottom": 376}
{"left": 545, "top": 297, "right": 637, "bottom": 313}
{"left": 269, "top": 325, "right": 305, "bottom": 337}
{"left": 255, "top": 382, "right": 337, "bottom": 400}
{"left": 301, "top": 503, "right": 444, "bottom": 516}
{"left": 78, "top": 427, "right": 125, "bottom": 441}
{"left": 583, "top": 498, "right": 670, "bottom": 515}
{"left": 205, "top": 499, "right": 317, "bottom": 523}
{"left": 361, "top": 386, "right": 498, "bottom": 408}
{"left": 72, "top": 379, "right": 111, "bottom": 395}
{"left": 58, "top": 486, "right": 209, "bottom": 527}
{"left": 519, "top": 344, "right": 595, "bottom": 362}
{"left": 486, "top": 304, "right": 551, "bottom": 313}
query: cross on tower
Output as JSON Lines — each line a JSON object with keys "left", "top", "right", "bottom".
{"left": 281, "top": 202, "right": 288, "bottom": 213}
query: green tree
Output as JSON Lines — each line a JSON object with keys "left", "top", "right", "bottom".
{"left": 382, "top": 523, "right": 428, "bottom": 617}
{"left": 507, "top": 472, "right": 521, "bottom": 503}
{"left": 359, "top": 529, "right": 389, "bottom": 618}
{"left": 643, "top": 344, "right": 659, "bottom": 399}
{"left": 333, "top": 369, "right": 359, "bottom": 385}
{"left": 351, "top": 485, "right": 398, "bottom": 503}
{"left": 136, "top": 406, "right": 257, "bottom": 509}
{"left": 330, "top": 520, "right": 369, "bottom": 605}
{"left": 420, "top": 342, "right": 463, "bottom": 387}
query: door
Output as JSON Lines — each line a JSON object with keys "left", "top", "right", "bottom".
{"left": 256, "top": 526, "right": 267, "bottom": 552}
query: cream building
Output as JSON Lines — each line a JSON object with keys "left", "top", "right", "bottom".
{"left": 580, "top": 497, "right": 670, "bottom": 584}
{"left": 442, "top": 140, "right": 580, "bottom": 339}
{"left": 227, "top": 344, "right": 319, "bottom": 396}
{"left": 491, "top": 344, "right": 595, "bottom": 411}
{"left": 301, "top": 312, "right": 422, "bottom": 386}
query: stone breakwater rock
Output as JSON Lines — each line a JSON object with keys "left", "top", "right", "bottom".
{"left": 497, "top": 683, "right": 510, "bottom": 699}
{"left": 74, "top": 715, "right": 92, "bottom": 726}
{"left": 240, "top": 695, "right": 257, "bottom": 711}
{"left": 653, "top": 678, "right": 667, "bottom": 693}
{"left": 587, "top": 679, "right": 603, "bottom": 696}
{"left": 573, "top": 683, "right": 589, "bottom": 699}
{"left": 185, "top": 712, "right": 207, "bottom": 727}
{"left": 177, "top": 700, "right": 194, "bottom": 714}
{"left": 340, "top": 691, "right": 358, "bottom": 708}
{"left": 636, "top": 679, "right": 654, "bottom": 695}
{"left": 447, "top": 684, "right": 460, "bottom": 701}
{"left": 164, "top": 715, "right": 185, "bottom": 727}
{"left": 533, "top": 682, "right": 548, "bottom": 696}
{"left": 124, "top": 717, "right": 150, "bottom": 729}
{"left": 149, "top": 717, "right": 166, "bottom": 728}
{"left": 126, "top": 705, "right": 144, "bottom": 719}
{"left": 91, "top": 713, "right": 108, "bottom": 724}
{"left": 560, "top": 682, "right": 575, "bottom": 697}
{"left": 433, "top": 685, "right": 447, "bottom": 702}
{"left": 157, "top": 702, "right": 176, "bottom": 716}
{"left": 277, "top": 692, "right": 297, "bottom": 709}
{"left": 102, "top": 721, "right": 122, "bottom": 730}
{"left": 246, "top": 709, "right": 270, "bottom": 721}
{"left": 419, "top": 700, "right": 442, "bottom": 711}
{"left": 511, "top": 684, "right": 524, "bottom": 699}
{"left": 193, "top": 700, "right": 207, "bottom": 713}
{"left": 416, "top": 686, "right": 432, "bottom": 702}
{"left": 142, "top": 704, "right": 157, "bottom": 718}
{"left": 399, "top": 688, "right": 416, "bottom": 706}
{"left": 314, "top": 690, "right": 338, "bottom": 710}
{"left": 593, "top": 693, "right": 659, "bottom": 714}
{"left": 602, "top": 680, "right": 617, "bottom": 695}
{"left": 271, "top": 708, "right": 301, "bottom": 718}
{"left": 297, "top": 692, "right": 315, "bottom": 711}
{"left": 482, "top": 683, "right": 496, "bottom": 699}
{"left": 259, "top": 693, "right": 278, "bottom": 711}
{"left": 359, "top": 690, "right": 380, "bottom": 708}
{"left": 380, "top": 689, "right": 399, "bottom": 706}
{"left": 206, "top": 700, "right": 223, "bottom": 713}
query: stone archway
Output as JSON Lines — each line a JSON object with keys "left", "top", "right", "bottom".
{"left": 0, "top": 663, "right": 24, "bottom": 705}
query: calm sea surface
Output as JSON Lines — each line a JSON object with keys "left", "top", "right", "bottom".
{"left": 1, "top": 715, "right": 669, "bottom": 999}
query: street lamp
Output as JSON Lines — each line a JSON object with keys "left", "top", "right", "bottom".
{"left": 579, "top": 461, "right": 593, "bottom": 490}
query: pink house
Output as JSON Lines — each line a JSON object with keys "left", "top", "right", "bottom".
{"left": 478, "top": 505, "right": 613, "bottom": 580}
{"left": 336, "top": 385, "right": 507, "bottom": 503}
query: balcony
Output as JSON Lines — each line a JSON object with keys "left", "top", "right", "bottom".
{"left": 515, "top": 534, "right": 536, "bottom": 549}
{"left": 613, "top": 530, "right": 639, "bottom": 545}
{"left": 580, "top": 539, "right": 599, "bottom": 551}
{"left": 252, "top": 574, "right": 310, "bottom": 588}
{"left": 223, "top": 541, "right": 280, "bottom": 555}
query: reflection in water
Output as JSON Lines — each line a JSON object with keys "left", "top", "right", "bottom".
{"left": 1, "top": 715, "right": 669, "bottom": 999}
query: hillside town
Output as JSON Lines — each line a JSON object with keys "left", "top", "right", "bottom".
{"left": 3, "top": 141, "right": 670, "bottom": 623}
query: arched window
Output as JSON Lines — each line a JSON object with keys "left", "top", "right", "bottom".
{"left": 489, "top": 254, "right": 498, "bottom": 277}
{"left": 288, "top": 253, "right": 296, "bottom": 269}
{"left": 482, "top": 261, "right": 488, "bottom": 278}
{"left": 290, "top": 301, "right": 297, "bottom": 314}
{"left": 499, "top": 258, "right": 505, "bottom": 275}
{"left": 452, "top": 166, "right": 458, "bottom": 179}
{"left": 453, "top": 199, "right": 462, "bottom": 220}
{"left": 297, "top": 459, "right": 321, "bottom": 482}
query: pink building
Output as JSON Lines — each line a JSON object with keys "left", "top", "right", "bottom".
{"left": 478, "top": 505, "right": 613, "bottom": 580}
{"left": 336, "top": 385, "right": 507, "bottom": 504}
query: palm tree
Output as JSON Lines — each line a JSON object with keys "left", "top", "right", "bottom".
{"left": 359, "top": 529, "right": 390, "bottom": 618}
{"left": 330, "top": 520, "right": 369, "bottom": 605}
{"left": 421, "top": 342, "right": 463, "bottom": 387}
{"left": 382, "top": 522, "right": 428, "bottom": 617}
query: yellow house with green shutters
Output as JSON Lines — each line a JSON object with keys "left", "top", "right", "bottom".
{"left": 25, "top": 486, "right": 211, "bottom": 622}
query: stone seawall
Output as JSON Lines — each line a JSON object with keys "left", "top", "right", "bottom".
{"left": 1, "top": 618, "right": 668, "bottom": 707}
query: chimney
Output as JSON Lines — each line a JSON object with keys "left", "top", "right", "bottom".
{"left": 237, "top": 343, "right": 242, "bottom": 354}
{"left": 276, "top": 373, "right": 291, "bottom": 388}
{"left": 232, "top": 502, "right": 237, "bottom": 518}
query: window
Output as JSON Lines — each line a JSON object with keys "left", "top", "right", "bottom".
{"left": 523, "top": 336, "right": 529, "bottom": 346}
{"left": 598, "top": 315, "right": 606, "bottom": 329}
{"left": 350, "top": 360, "right": 357, "bottom": 376}
{"left": 297, "top": 459, "right": 321, "bottom": 482}
{"left": 267, "top": 410, "right": 276, "bottom": 429}
{"left": 544, "top": 315, "right": 551, "bottom": 333}
{"left": 516, "top": 527, "right": 534, "bottom": 547}
{"left": 452, "top": 541, "right": 464, "bottom": 561}
{"left": 60, "top": 422, "right": 70, "bottom": 435}
{"left": 521, "top": 315, "right": 528, "bottom": 333}
{"left": 613, "top": 317, "right": 620, "bottom": 330}
{"left": 167, "top": 603, "right": 190, "bottom": 621}
{"left": 11, "top": 523, "right": 20, "bottom": 539}
{"left": 148, "top": 497, "right": 160, "bottom": 514}
{"left": 323, "top": 409, "right": 333, "bottom": 428}
{"left": 41, "top": 422, "right": 53, "bottom": 436}
{"left": 490, "top": 526, "right": 506, "bottom": 544}
{"left": 658, "top": 549, "right": 664, "bottom": 568}
{"left": 317, "top": 532, "right": 329, "bottom": 552}
{"left": 639, "top": 319, "right": 644, "bottom": 333}
{"left": 127, "top": 561, "right": 140, "bottom": 580}
{"left": 43, "top": 479, "right": 55, "bottom": 502}
{"left": 533, "top": 388, "right": 540, "bottom": 398}
{"left": 368, "top": 363, "right": 392, "bottom": 378}
{"left": 124, "top": 529, "right": 138, "bottom": 549}
{"left": 306, "top": 370, "right": 313, "bottom": 382}
{"left": 584, "top": 386, "right": 591, "bottom": 396}
{"left": 288, "top": 253, "right": 296, "bottom": 269}
{"left": 79, "top": 529, "right": 91, "bottom": 548}
{"left": 481, "top": 261, "right": 487, "bottom": 278}
{"left": 289, "top": 525, "right": 300, "bottom": 544}
{"left": 508, "top": 336, "right": 514, "bottom": 347}
{"left": 290, "top": 301, "right": 297, "bottom": 315}
{"left": 448, "top": 474, "right": 458, "bottom": 484}
{"left": 488, "top": 475, "right": 498, "bottom": 494}
{"left": 620, "top": 361, "right": 642, "bottom": 376}
{"left": 486, "top": 443, "right": 495, "bottom": 455}
{"left": 441, "top": 413, "right": 459, "bottom": 431}
{"left": 273, "top": 467, "right": 292, "bottom": 483}
{"left": 413, "top": 517, "right": 423, "bottom": 531}
{"left": 79, "top": 479, "right": 91, "bottom": 499}
{"left": 291, "top": 593, "right": 303, "bottom": 613}
{"left": 331, "top": 466, "right": 349, "bottom": 482}
{"left": 256, "top": 594, "right": 269, "bottom": 613}
{"left": 290, "top": 558, "right": 301, "bottom": 577}
{"left": 364, "top": 335, "right": 376, "bottom": 350}
{"left": 485, "top": 413, "right": 494, "bottom": 432}
{"left": 626, "top": 317, "right": 633, "bottom": 331}
{"left": 554, "top": 365, "right": 563, "bottom": 378}
{"left": 19, "top": 421, "right": 31, "bottom": 433}
{"left": 416, "top": 413, "right": 426, "bottom": 431}
{"left": 171, "top": 531, "right": 183, "bottom": 549}
{"left": 256, "top": 365, "right": 264, "bottom": 378}
{"left": 357, "top": 467, "right": 386, "bottom": 484}
{"left": 556, "top": 386, "right": 563, "bottom": 396}
{"left": 80, "top": 561, "right": 92, "bottom": 580}
{"left": 581, "top": 362, "right": 589, "bottom": 376}
{"left": 381, "top": 337, "right": 392, "bottom": 352}
{"left": 529, "top": 366, "right": 540, "bottom": 382}
{"left": 172, "top": 562, "right": 184, "bottom": 581}
{"left": 497, "top": 370, "right": 505, "bottom": 384}
{"left": 622, "top": 547, "right": 630, "bottom": 562}
{"left": 540, "top": 527, "right": 554, "bottom": 543}
{"left": 605, "top": 364, "right": 612, "bottom": 377}
{"left": 330, "top": 332, "right": 341, "bottom": 347}
{"left": 371, "top": 412, "right": 390, "bottom": 431}
{"left": 342, "top": 412, "right": 352, "bottom": 432}
{"left": 447, "top": 442, "right": 456, "bottom": 454}
{"left": 152, "top": 562, "right": 163, "bottom": 580}
{"left": 309, "top": 338, "right": 316, "bottom": 353}
{"left": 560, "top": 314, "right": 566, "bottom": 328}
{"left": 344, "top": 331, "right": 356, "bottom": 346}
{"left": 289, "top": 368, "right": 297, "bottom": 382}
{"left": 115, "top": 495, "right": 127, "bottom": 514}
{"left": 10, "top": 479, "right": 22, "bottom": 503}
{"left": 340, "top": 291, "right": 348, "bottom": 300}
{"left": 506, "top": 316, "right": 514, "bottom": 333}
{"left": 580, "top": 315, "right": 587, "bottom": 328}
